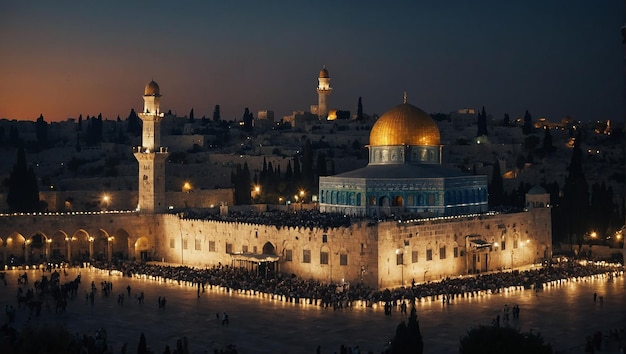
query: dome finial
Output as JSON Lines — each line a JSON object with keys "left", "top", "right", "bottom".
{"left": 403, "top": 91, "right": 407, "bottom": 104}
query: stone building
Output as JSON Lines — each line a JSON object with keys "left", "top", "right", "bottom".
{"left": 319, "top": 96, "right": 488, "bottom": 217}
{"left": 0, "top": 81, "right": 552, "bottom": 289}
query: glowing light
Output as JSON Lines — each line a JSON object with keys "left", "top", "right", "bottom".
{"left": 182, "top": 182, "right": 192, "bottom": 192}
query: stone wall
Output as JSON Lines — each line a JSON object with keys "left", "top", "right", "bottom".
{"left": 155, "top": 207, "right": 551, "bottom": 289}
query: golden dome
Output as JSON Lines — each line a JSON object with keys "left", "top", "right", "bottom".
{"left": 144, "top": 80, "right": 160, "bottom": 96}
{"left": 319, "top": 67, "right": 329, "bottom": 78}
{"left": 369, "top": 103, "right": 440, "bottom": 146}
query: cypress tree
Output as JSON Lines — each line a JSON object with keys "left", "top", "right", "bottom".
{"left": 6, "top": 147, "right": 40, "bottom": 212}
{"left": 489, "top": 160, "right": 504, "bottom": 207}
{"left": 213, "top": 105, "right": 221, "bottom": 122}
{"left": 357, "top": 96, "right": 364, "bottom": 121}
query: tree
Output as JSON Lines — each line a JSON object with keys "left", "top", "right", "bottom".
{"left": 357, "top": 96, "right": 364, "bottom": 121}
{"left": 242, "top": 108, "right": 254, "bottom": 132}
{"left": 390, "top": 304, "right": 423, "bottom": 354}
{"left": 489, "top": 160, "right": 504, "bottom": 207}
{"left": 6, "top": 147, "right": 40, "bottom": 212}
{"left": 460, "top": 325, "right": 552, "bottom": 354}
{"left": 137, "top": 332, "right": 148, "bottom": 354}
{"left": 502, "top": 113, "right": 510, "bottom": 127}
{"left": 77, "top": 114, "right": 83, "bottom": 131}
{"left": 522, "top": 110, "right": 533, "bottom": 135}
{"left": 477, "top": 106, "right": 488, "bottom": 136}
{"left": 189, "top": 108, "right": 194, "bottom": 123}
{"left": 541, "top": 127, "right": 554, "bottom": 154}
{"left": 561, "top": 131, "right": 589, "bottom": 246}
{"left": 301, "top": 140, "right": 314, "bottom": 190}
{"left": 127, "top": 109, "right": 141, "bottom": 137}
{"left": 213, "top": 105, "right": 221, "bottom": 122}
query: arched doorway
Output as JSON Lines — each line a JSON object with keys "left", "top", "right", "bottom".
{"left": 70, "top": 230, "right": 90, "bottom": 262}
{"left": 5, "top": 232, "right": 26, "bottom": 266}
{"left": 135, "top": 237, "right": 151, "bottom": 262}
{"left": 27, "top": 233, "right": 47, "bottom": 264}
{"left": 260, "top": 242, "right": 277, "bottom": 278}
{"left": 113, "top": 229, "right": 130, "bottom": 260}
{"left": 50, "top": 231, "right": 68, "bottom": 263}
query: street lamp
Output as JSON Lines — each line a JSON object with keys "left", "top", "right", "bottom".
{"left": 182, "top": 182, "right": 192, "bottom": 193}
{"left": 299, "top": 190, "right": 305, "bottom": 203}
{"left": 102, "top": 194, "right": 111, "bottom": 211}
{"left": 107, "top": 236, "right": 114, "bottom": 262}
{"left": 88, "top": 236, "right": 94, "bottom": 259}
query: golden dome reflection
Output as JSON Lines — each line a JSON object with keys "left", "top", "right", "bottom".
{"left": 144, "top": 80, "right": 160, "bottom": 96}
{"left": 369, "top": 103, "right": 440, "bottom": 146}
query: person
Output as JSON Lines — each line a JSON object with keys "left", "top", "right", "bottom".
{"left": 594, "top": 292, "right": 597, "bottom": 302}
{"left": 126, "top": 285, "right": 131, "bottom": 297}
{"left": 222, "top": 312, "right": 229, "bottom": 325}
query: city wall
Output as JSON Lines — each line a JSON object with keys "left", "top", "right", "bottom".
{"left": 376, "top": 208, "right": 552, "bottom": 288}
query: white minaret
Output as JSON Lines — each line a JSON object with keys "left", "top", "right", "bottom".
{"left": 317, "top": 66, "right": 332, "bottom": 120}
{"left": 133, "top": 80, "right": 168, "bottom": 213}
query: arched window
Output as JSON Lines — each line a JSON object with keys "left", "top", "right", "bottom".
{"left": 356, "top": 193, "right": 362, "bottom": 206}
{"left": 393, "top": 196, "right": 404, "bottom": 207}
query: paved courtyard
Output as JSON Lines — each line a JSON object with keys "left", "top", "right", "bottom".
{"left": 0, "top": 267, "right": 624, "bottom": 353}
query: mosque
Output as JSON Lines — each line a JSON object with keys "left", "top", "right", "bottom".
{"left": 319, "top": 94, "right": 488, "bottom": 217}
{"left": 0, "top": 76, "right": 553, "bottom": 289}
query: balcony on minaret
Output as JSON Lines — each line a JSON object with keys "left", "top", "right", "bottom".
{"left": 133, "top": 146, "right": 169, "bottom": 154}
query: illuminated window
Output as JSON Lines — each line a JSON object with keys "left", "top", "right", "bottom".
{"left": 225, "top": 243, "right": 232, "bottom": 254}
{"left": 412, "top": 250, "right": 418, "bottom": 263}
{"left": 285, "top": 249, "right": 293, "bottom": 262}
{"left": 303, "top": 250, "right": 311, "bottom": 263}
{"left": 440, "top": 247, "right": 446, "bottom": 259}
{"left": 209, "top": 241, "right": 216, "bottom": 252}
{"left": 320, "top": 251, "right": 329, "bottom": 265}
{"left": 426, "top": 249, "right": 433, "bottom": 261}
{"left": 396, "top": 253, "right": 404, "bottom": 265}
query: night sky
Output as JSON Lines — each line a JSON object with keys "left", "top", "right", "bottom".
{"left": 0, "top": 1, "right": 623, "bottom": 123}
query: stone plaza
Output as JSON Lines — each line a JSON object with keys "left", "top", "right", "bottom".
{"left": 0, "top": 266, "right": 623, "bottom": 353}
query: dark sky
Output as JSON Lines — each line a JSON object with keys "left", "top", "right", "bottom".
{"left": 0, "top": 1, "right": 623, "bottom": 122}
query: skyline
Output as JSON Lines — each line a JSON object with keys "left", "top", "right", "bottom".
{"left": 0, "top": 1, "right": 623, "bottom": 123}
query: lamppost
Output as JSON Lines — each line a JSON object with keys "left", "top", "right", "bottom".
{"left": 88, "top": 237, "right": 94, "bottom": 260}
{"left": 299, "top": 190, "right": 305, "bottom": 203}
{"left": 107, "top": 237, "right": 114, "bottom": 262}
{"left": 46, "top": 238, "right": 52, "bottom": 262}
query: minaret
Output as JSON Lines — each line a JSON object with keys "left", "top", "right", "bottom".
{"left": 317, "top": 66, "right": 332, "bottom": 120}
{"left": 133, "top": 80, "right": 168, "bottom": 213}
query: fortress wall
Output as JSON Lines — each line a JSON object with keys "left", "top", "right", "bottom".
{"left": 377, "top": 208, "right": 552, "bottom": 288}
{"left": 157, "top": 215, "right": 379, "bottom": 286}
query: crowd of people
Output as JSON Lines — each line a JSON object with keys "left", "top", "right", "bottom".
{"left": 91, "top": 257, "right": 623, "bottom": 309}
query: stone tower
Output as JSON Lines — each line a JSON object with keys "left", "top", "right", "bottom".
{"left": 317, "top": 66, "right": 332, "bottom": 120}
{"left": 133, "top": 80, "right": 168, "bottom": 213}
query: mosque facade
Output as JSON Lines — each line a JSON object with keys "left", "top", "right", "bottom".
{"left": 319, "top": 96, "right": 488, "bottom": 217}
